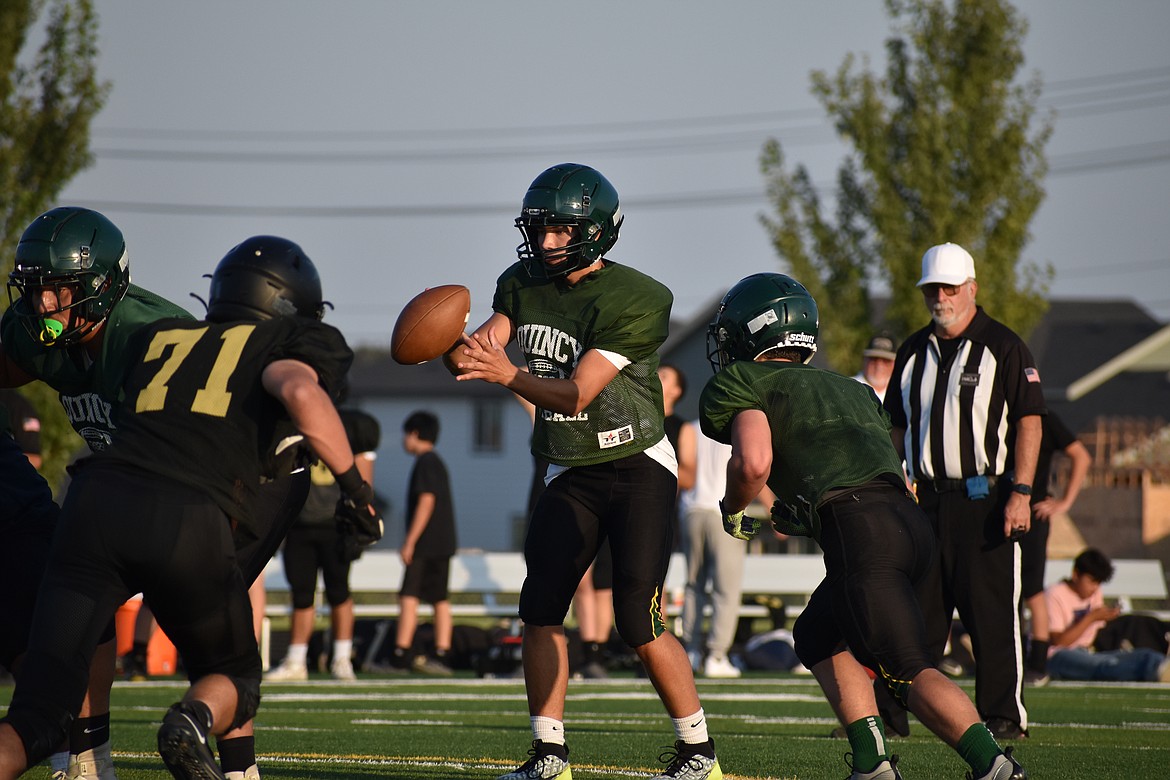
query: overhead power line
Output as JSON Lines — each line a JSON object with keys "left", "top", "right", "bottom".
{"left": 73, "top": 137, "right": 1170, "bottom": 220}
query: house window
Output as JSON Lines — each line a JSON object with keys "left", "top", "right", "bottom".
{"left": 473, "top": 399, "right": 504, "bottom": 452}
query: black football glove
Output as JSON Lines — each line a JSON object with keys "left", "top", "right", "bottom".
{"left": 334, "top": 464, "right": 383, "bottom": 548}
{"left": 335, "top": 495, "right": 384, "bottom": 548}
{"left": 770, "top": 497, "right": 815, "bottom": 538}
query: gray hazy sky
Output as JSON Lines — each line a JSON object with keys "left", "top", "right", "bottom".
{"left": 54, "top": 0, "right": 1170, "bottom": 346}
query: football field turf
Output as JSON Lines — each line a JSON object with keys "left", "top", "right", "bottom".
{"left": 4, "top": 673, "right": 1169, "bottom": 778}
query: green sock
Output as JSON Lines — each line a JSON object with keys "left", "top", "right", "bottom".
{"left": 957, "top": 723, "right": 1002, "bottom": 777}
{"left": 845, "top": 716, "right": 888, "bottom": 773}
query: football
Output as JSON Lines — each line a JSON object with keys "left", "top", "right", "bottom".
{"left": 390, "top": 285, "right": 471, "bottom": 365}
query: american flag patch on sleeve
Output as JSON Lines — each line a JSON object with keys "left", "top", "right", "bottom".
{"left": 1025, "top": 367, "right": 1041, "bottom": 383}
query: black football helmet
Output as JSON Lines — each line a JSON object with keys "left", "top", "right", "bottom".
{"left": 515, "top": 163, "right": 623, "bottom": 279}
{"left": 7, "top": 207, "right": 131, "bottom": 347}
{"left": 707, "top": 273, "right": 819, "bottom": 372}
{"left": 206, "top": 236, "right": 326, "bottom": 323}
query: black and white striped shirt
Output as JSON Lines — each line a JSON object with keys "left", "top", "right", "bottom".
{"left": 884, "top": 307, "right": 1047, "bottom": 481}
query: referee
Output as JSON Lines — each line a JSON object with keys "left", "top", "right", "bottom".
{"left": 885, "top": 242, "right": 1045, "bottom": 742}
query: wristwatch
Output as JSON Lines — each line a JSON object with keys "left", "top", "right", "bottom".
{"left": 1011, "top": 483, "right": 1032, "bottom": 496}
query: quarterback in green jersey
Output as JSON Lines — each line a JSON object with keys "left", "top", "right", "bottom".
{"left": 700, "top": 273, "right": 1026, "bottom": 780}
{"left": 448, "top": 164, "right": 722, "bottom": 780}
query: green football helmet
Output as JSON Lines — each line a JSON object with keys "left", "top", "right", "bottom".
{"left": 515, "top": 163, "right": 623, "bottom": 279}
{"left": 7, "top": 207, "right": 131, "bottom": 347}
{"left": 707, "top": 273, "right": 819, "bottom": 372}
{"left": 206, "top": 235, "right": 326, "bottom": 323}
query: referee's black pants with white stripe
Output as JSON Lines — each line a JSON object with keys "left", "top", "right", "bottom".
{"left": 917, "top": 480, "right": 1028, "bottom": 731}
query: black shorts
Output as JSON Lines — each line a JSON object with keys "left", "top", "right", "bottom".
{"left": 520, "top": 451, "right": 676, "bottom": 647}
{"left": 401, "top": 556, "right": 451, "bottom": 604}
{"left": 792, "top": 482, "right": 942, "bottom": 685}
{"left": 282, "top": 522, "right": 353, "bottom": 609}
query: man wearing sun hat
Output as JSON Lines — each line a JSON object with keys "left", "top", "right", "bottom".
{"left": 883, "top": 242, "right": 1046, "bottom": 744}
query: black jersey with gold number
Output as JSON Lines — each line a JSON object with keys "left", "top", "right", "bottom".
{"left": 94, "top": 316, "right": 352, "bottom": 533}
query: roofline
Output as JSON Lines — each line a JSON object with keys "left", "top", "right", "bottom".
{"left": 1061, "top": 323, "right": 1170, "bottom": 401}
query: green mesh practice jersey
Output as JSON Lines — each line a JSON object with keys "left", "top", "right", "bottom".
{"left": 700, "top": 361, "right": 905, "bottom": 536}
{"left": 493, "top": 260, "right": 671, "bottom": 467}
{"left": 0, "top": 285, "right": 193, "bottom": 451}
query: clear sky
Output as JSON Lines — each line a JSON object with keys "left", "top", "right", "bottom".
{"left": 52, "top": 0, "right": 1170, "bottom": 347}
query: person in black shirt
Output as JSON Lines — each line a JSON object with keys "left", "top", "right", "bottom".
{"left": 388, "top": 410, "right": 458, "bottom": 675}
{"left": 0, "top": 237, "right": 381, "bottom": 780}
{"left": 265, "top": 408, "right": 382, "bottom": 682}
{"left": 1021, "top": 412, "right": 1091, "bottom": 684}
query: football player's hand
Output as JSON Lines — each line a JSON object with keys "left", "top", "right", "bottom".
{"left": 454, "top": 328, "right": 519, "bottom": 387}
{"left": 720, "top": 499, "right": 761, "bottom": 541}
{"left": 334, "top": 470, "right": 383, "bottom": 548}
{"left": 336, "top": 496, "right": 384, "bottom": 548}
{"left": 770, "top": 500, "right": 813, "bottom": 538}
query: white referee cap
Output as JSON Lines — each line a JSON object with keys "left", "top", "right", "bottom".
{"left": 917, "top": 243, "right": 976, "bottom": 287}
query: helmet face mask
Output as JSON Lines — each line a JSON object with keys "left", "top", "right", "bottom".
{"left": 515, "top": 163, "right": 623, "bottom": 279}
{"left": 707, "top": 273, "right": 819, "bottom": 373}
{"left": 7, "top": 207, "right": 131, "bottom": 347}
{"left": 206, "top": 236, "right": 326, "bottom": 323}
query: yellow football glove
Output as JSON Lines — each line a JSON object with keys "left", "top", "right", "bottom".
{"left": 720, "top": 499, "right": 762, "bottom": 541}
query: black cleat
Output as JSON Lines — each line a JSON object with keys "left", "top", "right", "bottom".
{"left": 157, "top": 701, "right": 225, "bottom": 779}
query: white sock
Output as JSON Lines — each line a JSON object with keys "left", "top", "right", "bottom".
{"left": 672, "top": 708, "right": 709, "bottom": 744}
{"left": 50, "top": 751, "right": 69, "bottom": 772}
{"left": 284, "top": 643, "right": 308, "bottom": 666}
{"left": 531, "top": 715, "right": 565, "bottom": 745}
{"left": 333, "top": 639, "right": 353, "bottom": 661}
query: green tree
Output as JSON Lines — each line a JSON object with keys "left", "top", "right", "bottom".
{"left": 1, "top": 0, "right": 109, "bottom": 490}
{"left": 760, "top": 0, "right": 1053, "bottom": 374}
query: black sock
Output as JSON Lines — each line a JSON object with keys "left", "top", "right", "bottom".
{"left": 70, "top": 714, "right": 110, "bottom": 751}
{"left": 1028, "top": 640, "right": 1050, "bottom": 672}
{"left": 584, "top": 642, "right": 602, "bottom": 664}
{"left": 217, "top": 735, "right": 255, "bottom": 774}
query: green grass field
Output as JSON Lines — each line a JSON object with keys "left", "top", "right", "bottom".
{"left": 4, "top": 673, "right": 1169, "bottom": 779}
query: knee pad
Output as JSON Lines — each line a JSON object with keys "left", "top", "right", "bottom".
{"left": 612, "top": 589, "right": 665, "bottom": 648}
{"left": 227, "top": 675, "right": 261, "bottom": 732}
{"left": 877, "top": 665, "right": 913, "bottom": 709}
{"left": 324, "top": 584, "right": 351, "bottom": 607}
{"left": 791, "top": 610, "right": 845, "bottom": 670}
{"left": 290, "top": 590, "right": 316, "bottom": 611}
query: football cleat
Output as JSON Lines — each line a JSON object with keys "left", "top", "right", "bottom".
{"left": 330, "top": 656, "right": 356, "bottom": 681}
{"left": 844, "top": 753, "right": 902, "bottom": 780}
{"left": 651, "top": 739, "right": 722, "bottom": 780}
{"left": 497, "top": 740, "right": 571, "bottom": 780}
{"left": 263, "top": 659, "right": 308, "bottom": 682}
{"left": 985, "top": 718, "right": 1026, "bottom": 740}
{"left": 967, "top": 747, "right": 1027, "bottom": 780}
{"left": 702, "top": 653, "right": 741, "bottom": 679}
{"left": 412, "top": 655, "right": 454, "bottom": 677}
{"left": 157, "top": 702, "right": 225, "bottom": 780}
